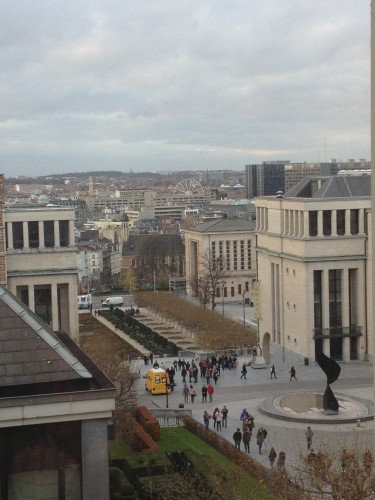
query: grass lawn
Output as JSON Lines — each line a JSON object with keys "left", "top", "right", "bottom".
{"left": 159, "top": 427, "right": 278, "bottom": 499}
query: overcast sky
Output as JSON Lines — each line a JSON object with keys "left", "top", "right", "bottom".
{"left": 0, "top": 1, "right": 370, "bottom": 177}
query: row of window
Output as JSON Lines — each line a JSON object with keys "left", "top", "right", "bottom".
{"left": 6, "top": 221, "right": 70, "bottom": 250}
{"left": 216, "top": 281, "right": 251, "bottom": 298}
{"left": 211, "top": 240, "right": 252, "bottom": 271}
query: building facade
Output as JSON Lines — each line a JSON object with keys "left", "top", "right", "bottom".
{"left": 255, "top": 175, "right": 371, "bottom": 364}
{"left": 245, "top": 161, "right": 289, "bottom": 199}
{"left": 184, "top": 219, "right": 257, "bottom": 303}
{"left": 4, "top": 205, "right": 79, "bottom": 339}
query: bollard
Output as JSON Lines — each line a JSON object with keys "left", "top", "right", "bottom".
{"left": 357, "top": 419, "right": 361, "bottom": 427}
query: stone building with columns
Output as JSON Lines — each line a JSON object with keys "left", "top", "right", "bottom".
{"left": 184, "top": 218, "right": 257, "bottom": 304}
{"left": 255, "top": 175, "right": 371, "bottom": 363}
{"left": 4, "top": 204, "right": 79, "bottom": 339}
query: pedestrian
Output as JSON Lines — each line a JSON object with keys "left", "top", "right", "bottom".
{"left": 222, "top": 405, "right": 228, "bottom": 427}
{"left": 256, "top": 428, "right": 265, "bottom": 454}
{"left": 203, "top": 410, "right": 211, "bottom": 429}
{"left": 216, "top": 410, "right": 222, "bottom": 431}
{"left": 240, "top": 408, "right": 249, "bottom": 421}
{"left": 289, "top": 366, "right": 297, "bottom": 381}
{"left": 261, "top": 427, "right": 268, "bottom": 451}
{"left": 189, "top": 385, "right": 196, "bottom": 403}
{"left": 270, "top": 364, "right": 277, "bottom": 379}
{"left": 233, "top": 428, "right": 242, "bottom": 450}
{"left": 243, "top": 427, "right": 251, "bottom": 453}
{"left": 149, "top": 352, "right": 154, "bottom": 365}
{"left": 183, "top": 384, "right": 189, "bottom": 403}
{"left": 181, "top": 366, "right": 187, "bottom": 383}
{"left": 212, "top": 408, "right": 220, "bottom": 430}
{"left": 277, "top": 451, "right": 286, "bottom": 469}
{"left": 240, "top": 363, "right": 247, "bottom": 380}
{"left": 207, "top": 382, "right": 214, "bottom": 402}
{"left": 201, "top": 385, "right": 208, "bottom": 403}
{"left": 213, "top": 370, "right": 219, "bottom": 384}
{"left": 268, "top": 447, "right": 277, "bottom": 467}
{"left": 305, "top": 426, "right": 313, "bottom": 450}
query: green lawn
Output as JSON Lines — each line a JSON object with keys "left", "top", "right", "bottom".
{"left": 158, "top": 427, "right": 278, "bottom": 499}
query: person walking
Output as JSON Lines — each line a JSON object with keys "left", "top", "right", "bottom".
{"left": 268, "top": 447, "right": 277, "bottom": 467}
{"left": 189, "top": 385, "right": 196, "bottom": 403}
{"left": 201, "top": 385, "right": 208, "bottom": 403}
{"left": 203, "top": 410, "right": 211, "bottom": 429}
{"left": 270, "top": 364, "right": 277, "bottom": 379}
{"left": 183, "top": 384, "right": 189, "bottom": 403}
{"left": 221, "top": 405, "right": 228, "bottom": 427}
{"left": 243, "top": 427, "right": 251, "bottom": 453}
{"left": 256, "top": 428, "right": 265, "bottom": 454}
{"left": 305, "top": 426, "right": 313, "bottom": 450}
{"left": 233, "top": 428, "right": 242, "bottom": 451}
{"left": 216, "top": 410, "right": 222, "bottom": 431}
{"left": 261, "top": 427, "right": 268, "bottom": 451}
{"left": 289, "top": 366, "right": 297, "bottom": 381}
{"left": 240, "top": 363, "right": 247, "bottom": 380}
{"left": 277, "top": 451, "right": 286, "bottom": 469}
{"left": 207, "top": 382, "right": 214, "bottom": 403}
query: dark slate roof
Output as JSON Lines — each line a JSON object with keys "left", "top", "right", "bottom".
{"left": 187, "top": 218, "right": 256, "bottom": 233}
{"left": 0, "top": 286, "right": 92, "bottom": 387}
{"left": 285, "top": 175, "right": 371, "bottom": 199}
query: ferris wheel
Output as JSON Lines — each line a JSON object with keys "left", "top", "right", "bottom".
{"left": 174, "top": 179, "right": 204, "bottom": 196}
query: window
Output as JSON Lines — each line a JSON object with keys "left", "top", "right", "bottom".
{"left": 247, "top": 240, "right": 252, "bottom": 269}
{"left": 44, "top": 221, "right": 54, "bottom": 247}
{"left": 245, "top": 281, "right": 249, "bottom": 292}
{"left": 240, "top": 240, "right": 245, "bottom": 270}
{"left": 336, "top": 210, "right": 345, "bottom": 235}
{"left": 238, "top": 284, "right": 242, "bottom": 294}
{"left": 226, "top": 241, "right": 230, "bottom": 271}
{"left": 350, "top": 210, "right": 359, "bottom": 235}
{"left": 59, "top": 220, "right": 69, "bottom": 247}
{"left": 28, "top": 221, "right": 39, "bottom": 248}
{"left": 13, "top": 222, "right": 23, "bottom": 249}
{"left": 309, "top": 212, "right": 317, "bottom": 237}
{"left": 231, "top": 286, "right": 235, "bottom": 297}
{"left": 323, "top": 211, "right": 331, "bottom": 237}
{"left": 233, "top": 240, "right": 238, "bottom": 270}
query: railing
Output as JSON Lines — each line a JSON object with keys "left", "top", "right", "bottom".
{"left": 313, "top": 326, "right": 362, "bottom": 339}
{"left": 148, "top": 408, "right": 192, "bottom": 427}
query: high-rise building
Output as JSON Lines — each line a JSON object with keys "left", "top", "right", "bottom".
{"left": 245, "top": 161, "right": 289, "bottom": 199}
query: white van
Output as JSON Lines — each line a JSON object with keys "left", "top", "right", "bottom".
{"left": 101, "top": 296, "right": 123, "bottom": 307}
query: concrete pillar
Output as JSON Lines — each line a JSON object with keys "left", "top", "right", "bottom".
{"left": 345, "top": 209, "right": 351, "bottom": 235}
{"left": 23, "top": 221, "right": 29, "bottom": 249}
{"left": 69, "top": 220, "right": 75, "bottom": 246}
{"left": 331, "top": 210, "right": 337, "bottom": 236}
{"left": 38, "top": 220, "right": 45, "bottom": 249}
{"left": 81, "top": 419, "right": 110, "bottom": 500}
{"left": 317, "top": 211, "right": 323, "bottom": 237}
{"left": 54, "top": 220, "right": 60, "bottom": 247}
{"left": 6, "top": 222, "right": 13, "bottom": 250}
{"left": 303, "top": 212, "right": 309, "bottom": 237}
{"left": 51, "top": 283, "right": 59, "bottom": 331}
{"left": 28, "top": 284, "right": 35, "bottom": 313}
{"left": 359, "top": 209, "right": 365, "bottom": 234}
{"left": 342, "top": 269, "right": 350, "bottom": 361}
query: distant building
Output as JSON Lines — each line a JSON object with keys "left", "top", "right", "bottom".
{"left": 245, "top": 161, "right": 289, "bottom": 199}
{"left": 184, "top": 219, "right": 257, "bottom": 303}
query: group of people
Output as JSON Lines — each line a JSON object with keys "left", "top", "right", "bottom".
{"left": 203, "top": 406, "right": 229, "bottom": 430}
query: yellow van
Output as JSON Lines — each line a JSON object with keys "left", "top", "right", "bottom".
{"left": 145, "top": 368, "right": 171, "bottom": 395}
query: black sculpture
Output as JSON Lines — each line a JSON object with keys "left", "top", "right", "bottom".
{"left": 316, "top": 352, "right": 341, "bottom": 414}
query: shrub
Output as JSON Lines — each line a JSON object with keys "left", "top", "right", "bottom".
{"left": 136, "top": 406, "right": 160, "bottom": 442}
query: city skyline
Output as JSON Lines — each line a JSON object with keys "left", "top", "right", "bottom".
{"left": 0, "top": 1, "right": 370, "bottom": 177}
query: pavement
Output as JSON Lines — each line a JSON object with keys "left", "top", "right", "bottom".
{"left": 85, "top": 294, "right": 375, "bottom": 475}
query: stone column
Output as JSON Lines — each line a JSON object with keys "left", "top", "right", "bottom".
{"left": 69, "top": 220, "right": 75, "bottom": 246}
{"left": 317, "top": 211, "right": 323, "bottom": 237}
{"left": 6, "top": 222, "right": 13, "bottom": 250}
{"left": 331, "top": 210, "right": 337, "bottom": 236}
{"left": 81, "top": 419, "right": 110, "bottom": 500}
{"left": 345, "top": 209, "right": 351, "bottom": 235}
{"left": 51, "top": 283, "right": 59, "bottom": 331}
{"left": 359, "top": 209, "right": 365, "bottom": 235}
{"left": 303, "top": 212, "right": 309, "bottom": 237}
{"left": 54, "top": 220, "right": 60, "bottom": 247}
{"left": 23, "top": 221, "right": 29, "bottom": 249}
{"left": 38, "top": 220, "right": 45, "bottom": 249}
{"left": 28, "top": 284, "right": 35, "bottom": 313}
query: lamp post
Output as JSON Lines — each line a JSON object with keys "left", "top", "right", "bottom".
{"left": 221, "top": 281, "right": 226, "bottom": 316}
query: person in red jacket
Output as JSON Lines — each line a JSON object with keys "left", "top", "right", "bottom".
{"left": 207, "top": 382, "right": 214, "bottom": 402}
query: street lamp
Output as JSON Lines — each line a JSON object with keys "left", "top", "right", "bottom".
{"left": 221, "top": 281, "right": 226, "bottom": 316}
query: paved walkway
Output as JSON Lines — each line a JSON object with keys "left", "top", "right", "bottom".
{"left": 87, "top": 299, "right": 374, "bottom": 476}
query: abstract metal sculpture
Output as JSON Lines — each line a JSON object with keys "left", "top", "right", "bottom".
{"left": 316, "top": 352, "right": 341, "bottom": 414}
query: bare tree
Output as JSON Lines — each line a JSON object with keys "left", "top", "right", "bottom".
{"left": 190, "top": 252, "right": 228, "bottom": 310}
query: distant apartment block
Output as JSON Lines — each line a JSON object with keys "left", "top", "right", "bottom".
{"left": 245, "top": 161, "right": 289, "bottom": 199}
